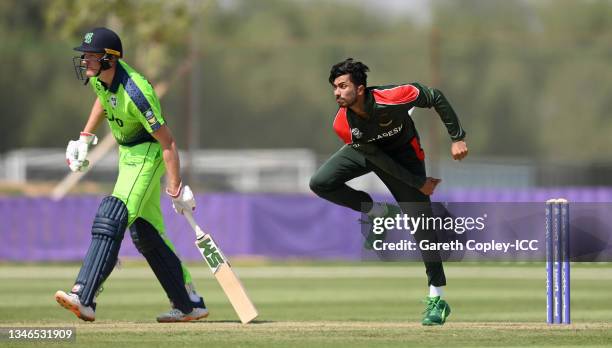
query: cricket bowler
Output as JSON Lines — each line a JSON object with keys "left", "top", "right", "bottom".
{"left": 309, "top": 58, "right": 468, "bottom": 325}
{"left": 54, "top": 27, "right": 208, "bottom": 322}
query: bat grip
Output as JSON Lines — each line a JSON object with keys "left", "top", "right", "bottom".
{"left": 183, "top": 211, "right": 205, "bottom": 240}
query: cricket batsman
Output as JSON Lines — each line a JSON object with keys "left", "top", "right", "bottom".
{"left": 54, "top": 27, "right": 208, "bottom": 322}
{"left": 309, "top": 58, "right": 468, "bottom": 326}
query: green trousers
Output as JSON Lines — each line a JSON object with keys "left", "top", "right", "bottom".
{"left": 111, "top": 141, "right": 193, "bottom": 284}
{"left": 310, "top": 145, "right": 447, "bottom": 287}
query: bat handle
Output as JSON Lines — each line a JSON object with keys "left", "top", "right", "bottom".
{"left": 183, "top": 211, "right": 206, "bottom": 240}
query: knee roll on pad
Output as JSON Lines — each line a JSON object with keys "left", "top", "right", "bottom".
{"left": 74, "top": 196, "right": 128, "bottom": 306}
{"left": 92, "top": 196, "right": 130, "bottom": 239}
{"left": 130, "top": 218, "right": 193, "bottom": 313}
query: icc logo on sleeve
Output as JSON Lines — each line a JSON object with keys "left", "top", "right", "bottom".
{"left": 144, "top": 109, "right": 158, "bottom": 126}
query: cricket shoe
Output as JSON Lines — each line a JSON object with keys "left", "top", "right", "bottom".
{"left": 360, "top": 203, "right": 402, "bottom": 250}
{"left": 157, "top": 285, "right": 209, "bottom": 323}
{"left": 54, "top": 290, "right": 96, "bottom": 322}
{"left": 156, "top": 307, "right": 209, "bottom": 323}
{"left": 421, "top": 296, "right": 451, "bottom": 326}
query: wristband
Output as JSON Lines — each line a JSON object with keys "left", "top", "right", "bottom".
{"left": 165, "top": 182, "right": 183, "bottom": 198}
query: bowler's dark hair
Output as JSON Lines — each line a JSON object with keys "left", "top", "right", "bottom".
{"left": 329, "top": 58, "right": 370, "bottom": 87}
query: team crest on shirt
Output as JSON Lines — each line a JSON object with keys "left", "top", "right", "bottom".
{"left": 351, "top": 128, "right": 363, "bottom": 139}
{"left": 109, "top": 95, "right": 117, "bottom": 108}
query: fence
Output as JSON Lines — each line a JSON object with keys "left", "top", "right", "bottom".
{"left": 5, "top": 148, "right": 612, "bottom": 194}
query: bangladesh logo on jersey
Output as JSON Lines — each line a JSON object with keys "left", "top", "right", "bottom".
{"left": 110, "top": 95, "right": 117, "bottom": 108}
{"left": 351, "top": 128, "right": 363, "bottom": 139}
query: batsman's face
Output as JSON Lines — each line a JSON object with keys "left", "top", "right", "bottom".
{"left": 81, "top": 53, "right": 104, "bottom": 77}
{"left": 333, "top": 74, "right": 362, "bottom": 107}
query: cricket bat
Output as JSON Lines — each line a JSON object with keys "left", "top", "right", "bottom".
{"left": 183, "top": 211, "right": 258, "bottom": 324}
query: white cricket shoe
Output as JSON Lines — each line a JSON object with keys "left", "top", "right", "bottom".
{"left": 54, "top": 290, "right": 95, "bottom": 322}
{"left": 156, "top": 307, "right": 209, "bottom": 323}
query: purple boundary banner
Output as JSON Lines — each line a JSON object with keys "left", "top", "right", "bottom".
{"left": 2, "top": 188, "right": 612, "bottom": 261}
{"left": 0, "top": 193, "right": 361, "bottom": 262}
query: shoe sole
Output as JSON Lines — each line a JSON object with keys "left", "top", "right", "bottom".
{"left": 54, "top": 291, "right": 95, "bottom": 322}
{"left": 156, "top": 311, "right": 209, "bottom": 323}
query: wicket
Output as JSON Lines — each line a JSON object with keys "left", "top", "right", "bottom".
{"left": 545, "top": 199, "right": 571, "bottom": 324}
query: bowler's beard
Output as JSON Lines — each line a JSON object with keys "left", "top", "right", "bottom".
{"left": 336, "top": 94, "right": 357, "bottom": 107}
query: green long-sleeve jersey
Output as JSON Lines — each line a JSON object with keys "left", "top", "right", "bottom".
{"left": 333, "top": 83, "right": 465, "bottom": 161}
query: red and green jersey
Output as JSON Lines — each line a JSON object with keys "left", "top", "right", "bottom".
{"left": 333, "top": 83, "right": 465, "bottom": 161}
{"left": 90, "top": 60, "right": 165, "bottom": 146}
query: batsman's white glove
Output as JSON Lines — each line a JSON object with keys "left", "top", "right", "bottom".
{"left": 167, "top": 183, "right": 196, "bottom": 215}
{"left": 66, "top": 132, "right": 98, "bottom": 172}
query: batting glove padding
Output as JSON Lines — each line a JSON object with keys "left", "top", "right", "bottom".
{"left": 167, "top": 184, "right": 196, "bottom": 215}
{"left": 66, "top": 132, "right": 98, "bottom": 172}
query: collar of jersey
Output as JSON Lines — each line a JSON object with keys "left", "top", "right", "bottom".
{"left": 347, "top": 89, "right": 376, "bottom": 121}
{"left": 107, "top": 61, "right": 128, "bottom": 94}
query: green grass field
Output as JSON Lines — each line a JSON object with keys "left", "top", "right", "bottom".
{"left": 1, "top": 261, "right": 611, "bottom": 347}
